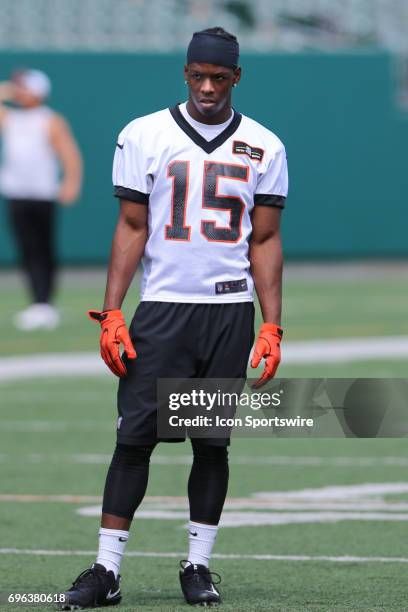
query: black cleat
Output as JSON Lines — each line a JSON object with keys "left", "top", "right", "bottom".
{"left": 179, "top": 561, "right": 221, "bottom": 606}
{"left": 60, "top": 563, "right": 121, "bottom": 609}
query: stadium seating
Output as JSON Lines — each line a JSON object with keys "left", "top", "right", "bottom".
{"left": 0, "top": 0, "right": 406, "bottom": 52}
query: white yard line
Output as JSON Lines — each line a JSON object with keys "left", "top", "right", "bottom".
{"left": 75, "top": 507, "right": 408, "bottom": 525}
{"left": 3, "top": 453, "right": 408, "bottom": 468}
{"left": 0, "top": 353, "right": 105, "bottom": 381}
{"left": 1, "top": 335, "right": 408, "bottom": 382}
{"left": 4, "top": 492, "right": 408, "bottom": 511}
{"left": 0, "top": 548, "right": 408, "bottom": 563}
{"left": 5, "top": 484, "right": 408, "bottom": 527}
{"left": 4, "top": 482, "right": 408, "bottom": 509}
{"left": 2, "top": 453, "right": 408, "bottom": 467}
{"left": 72, "top": 483, "right": 408, "bottom": 526}
{"left": 282, "top": 336, "right": 408, "bottom": 363}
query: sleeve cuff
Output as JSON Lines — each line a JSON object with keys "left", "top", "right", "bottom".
{"left": 114, "top": 186, "right": 149, "bottom": 205}
{"left": 254, "top": 194, "right": 286, "bottom": 208}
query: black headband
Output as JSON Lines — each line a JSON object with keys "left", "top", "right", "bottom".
{"left": 187, "top": 31, "right": 239, "bottom": 69}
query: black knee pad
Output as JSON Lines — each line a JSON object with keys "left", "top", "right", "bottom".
{"left": 191, "top": 440, "right": 229, "bottom": 465}
{"left": 110, "top": 443, "right": 155, "bottom": 473}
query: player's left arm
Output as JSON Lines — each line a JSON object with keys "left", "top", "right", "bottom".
{"left": 49, "top": 113, "right": 83, "bottom": 205}
{"left": 248, "top": 139, "right": 288, "bottom": 387}
{"left": 0, "top": 81, "right": 16, "bottom": 128}
{"left": 249, "top": 205, "right": 283, "bottom": 387}
{"left": 250, "top": 205, "right": 282, "bottom": 324}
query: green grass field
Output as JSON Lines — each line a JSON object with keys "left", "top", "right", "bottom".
{"left": 1, "top": 266, "right": 408, "bottom": 611}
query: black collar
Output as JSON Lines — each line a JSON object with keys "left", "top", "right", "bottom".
{"left": 169, "top": 104, "right": 242, "bottom": 154}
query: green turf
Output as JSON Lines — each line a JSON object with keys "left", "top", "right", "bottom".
{"left": 283, "top": 279, "right": 408, "bottom": 339}
{"left": 2, "top": 556, "right": 408, "bottom": 612}
{"left": 1, "top": 375, "right": 408, "bottom": 610}
{"left": 1, "top": 271, "right": 408, "bottom": 377}
{"left": 1, "top": 269, "right": 408, "bottom": 610}
{"left": 1, "top": 272, "right": 408, "bottom": 351}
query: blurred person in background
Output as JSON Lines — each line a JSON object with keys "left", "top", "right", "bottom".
{"left": 0, "top": 69, "right": 82, "bottom": 330}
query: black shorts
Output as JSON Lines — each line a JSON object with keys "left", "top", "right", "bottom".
{"left": 117, "top": 301, "right": 255, "bottom": 446}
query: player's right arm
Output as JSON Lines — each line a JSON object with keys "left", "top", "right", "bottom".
{"left": 89, "top": 123, "right": 151, "bottom": 377}
{"left": 103, "top": 199, "right": 148, "bottom": 310}
{"left": 89, "top": 199, "right": 148, "bottom": 377}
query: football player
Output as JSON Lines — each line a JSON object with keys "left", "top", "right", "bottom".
{"left": 61, "top": 27, "right": 288, "bottom": 608}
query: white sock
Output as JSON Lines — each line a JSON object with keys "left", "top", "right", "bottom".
{"left": 187, "top": 521, "right": 218, "bottom": 567}
{"left": 96, "top": 528, "right": 129, "bottom": 577}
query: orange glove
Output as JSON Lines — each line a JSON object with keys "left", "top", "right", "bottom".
{"left": 251, "top": 323, "right": 283, "bottom": 388}
{"left": 88, "top": 309, "right": 136, "bottom": 378}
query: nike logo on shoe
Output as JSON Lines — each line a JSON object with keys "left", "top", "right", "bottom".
{"left": 189, "top": 531, "right": 198, "bottom": 536}
{"left": 118, "top": 537, "right": 128, "bottom": 542}
{"left": 105, "top": 587, "right": 121, "bottom": 600}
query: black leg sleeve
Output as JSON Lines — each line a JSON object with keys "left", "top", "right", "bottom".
{"left": 102, "top": 443, "right": 156, "bottom": 520}
{"left": 188, "top": 439, "right": 229, "bottom": 525}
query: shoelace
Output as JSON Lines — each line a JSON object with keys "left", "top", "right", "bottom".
{"left": 72, "top": 567, "right": 104, "bottom": 588}
{"left": 70, "top": 566, "right": 108, "bottom": 606}
{"left": 179, "top": 560, "right": 222, "bottom": 585}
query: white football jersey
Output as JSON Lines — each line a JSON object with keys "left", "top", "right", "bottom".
{"left": 112, "top": 104, "right": 288, "bottom": 303}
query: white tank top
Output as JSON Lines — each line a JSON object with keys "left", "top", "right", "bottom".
{"left": 0, "top": 106, "right": 59, "bottom": 200}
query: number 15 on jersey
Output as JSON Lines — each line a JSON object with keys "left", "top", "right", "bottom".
{"left": 165, "top": 160, "right": 249, "bottom": 243}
